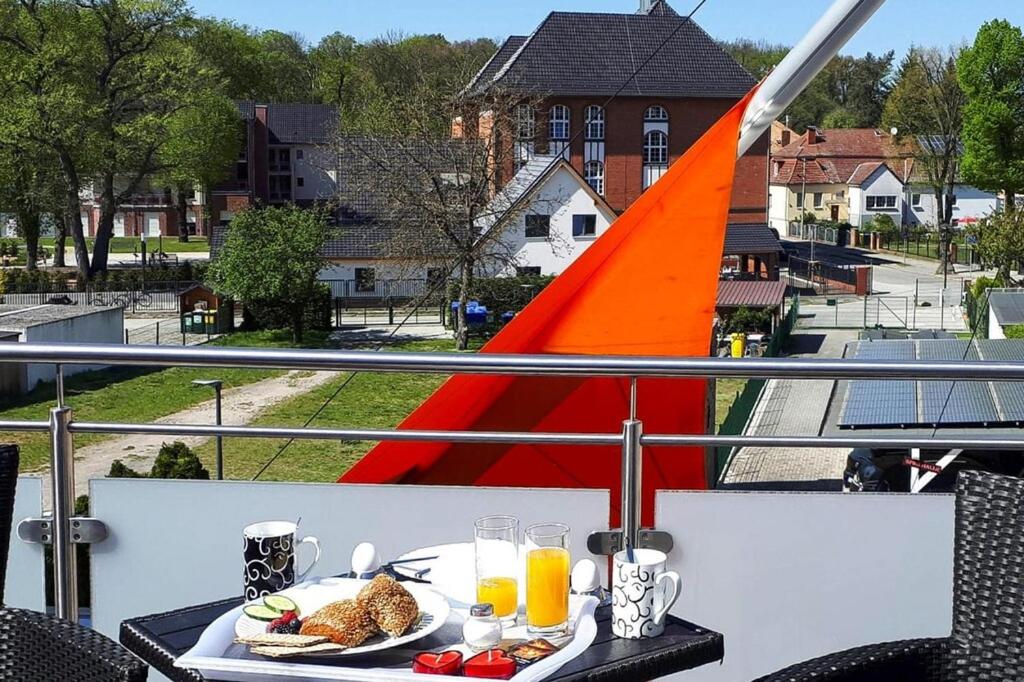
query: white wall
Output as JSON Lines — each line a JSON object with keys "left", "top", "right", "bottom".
{"left": 850, "top": 166, "right": 904, "bottom": 227}
{"left": 494, "top": 165, "right": 616, "bottom": 276}
{"left": 909, "top": 184, "right": 997, "bottom": 226}
{"left": 989, "top": 306, "right": 1005, "bottom": 339}
{"left": 768, "top": 185, "right": 790, "bottom": 231}
{"left": 21, "top": 308, "right": 123, "bottom": 387}
{"left": 293, "top": 144, "right": 337, "bottom": 202}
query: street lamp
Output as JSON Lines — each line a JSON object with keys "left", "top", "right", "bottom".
{"left": 192, "top": 379, "right": 224, "bottom": 479}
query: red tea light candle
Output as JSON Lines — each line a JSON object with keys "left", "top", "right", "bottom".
{"left": 412, "top": 650, "right": 463, "bottom": 675}
{"left": 463, "top": 649, "right": 517, "bottom": 679}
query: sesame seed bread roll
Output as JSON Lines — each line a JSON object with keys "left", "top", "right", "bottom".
{"left": 298, "top": 599, "right": 378, "bottom": 647}
{"left": 355, "top": 574, "right": 419, "bottom": 637}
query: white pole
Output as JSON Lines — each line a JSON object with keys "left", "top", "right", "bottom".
{"left": 737, "top": 0, "right": 887, "bottom": 157}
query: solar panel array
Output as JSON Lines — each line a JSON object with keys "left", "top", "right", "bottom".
{"left": 838, "top": 339, "right": 1024, "bottom": 429}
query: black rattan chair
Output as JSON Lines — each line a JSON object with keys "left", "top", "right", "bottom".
{"left": 0, "top": 443, "right": 148, "bottom": 681}
{"left": 755, "top": 469, "right": 1024, "bottom": 681}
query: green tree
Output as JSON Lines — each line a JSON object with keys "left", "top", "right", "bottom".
{"left": 189, "top": 18, "right": 267, "bottom": 99}
{"left": 256, "top": 30, "right": 314, "bottom": 102}
{"left": 207, "top": 206, "right": 329, "bottom": 343}
{"left": 968, "top": 210, "right": 1024, "bottom": 284}
{"left": 957, "top": 20, "right": 1024, "bottom": 210}
{"left": 821, "top": 107, "right": 859, "bottom": 128}
{"left": 869, "top": 213, "right": 899, "bottom": 242}
{"left": 151, "top": 441, "right": 210, "bottom": 479}
{"left": 0, "top": 140, "right": 63, "bottom": 269}
{"left": 309, "top": 32, "right": 357, "bottom": 104}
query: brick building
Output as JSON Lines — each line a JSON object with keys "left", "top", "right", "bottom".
{"left": 463, "top": 0, "right": 768, "bottom": 223}
{"left": 79, "top": 102, "right": 338, "bottom": 238}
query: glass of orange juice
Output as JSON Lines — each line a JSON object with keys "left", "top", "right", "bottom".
{"left": 525, "top": 523, "right": 570, "bottom": 637}
{"left": 474, "top": 516, "right": 519, "bottom": 624}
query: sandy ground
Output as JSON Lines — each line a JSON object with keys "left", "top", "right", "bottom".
{"left": 41, "top": 369, "right": 337, "bottom": 507}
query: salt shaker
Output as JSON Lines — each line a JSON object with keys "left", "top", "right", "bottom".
{"left": 463, "top": 603, "right": 503, "bottom": 652}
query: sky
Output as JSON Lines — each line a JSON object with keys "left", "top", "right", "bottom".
{"left": 188, "top": 0, "right": 1024, "bottom": 57}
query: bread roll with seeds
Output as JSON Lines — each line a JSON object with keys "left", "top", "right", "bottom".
{"left": 356, "top": 574, "right": 419, "bottom": 637}
{"left": 298, "top": 599, "right": 377, "bottom": 647}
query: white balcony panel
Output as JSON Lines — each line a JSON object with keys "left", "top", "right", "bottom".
{"left": 655, "top": 490, "right": 954, "bottom": 681}
{"left": 7, "top": 476, "right": 45, "bottom": 610}
{"left": 89, "top": 480, "right": 609, "bottom": 643}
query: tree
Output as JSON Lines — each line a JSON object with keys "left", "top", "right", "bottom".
{"left": 883, "top": 47, "right": 965, "bottom": 231}
{"left": 207, "top": 205, "right": 330, "bottom": 343}
{"left": 968, "top": 210, "right": 1024, "bottom": 284}
{"left": 957, "top": 20, "right": 1024, "bottom": 210}
{"left": 0, "top": 140, "right": 63, "bottom": 269}
{"left": 821, "top": 107, "right": 860, "bottom": 128}
{"left": 309, "top": 32, "right": 357, "bottom": 104}
{"left": 869, "top": 213, "right": 899, "bottom": 243}
{"left": 151, "top": 441, "right": 210, "bottom": 479}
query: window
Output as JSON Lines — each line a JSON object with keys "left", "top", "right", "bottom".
{"left": 572, "top": 214, "right": 597, "bottom": 237}
{"left": 584, "top": 160, "right": 605, "bottom": 195}
{"left": 270, "top": 148, "right": 290, "bottom": 172}
{"left": 426, "top": 268, "right": 447, "bottom": 288}
{"left": 773, "top": 161, "right": 780, "bottom": 177}
{"left": 866, "top": 195, "right": 898, "bottom": 211}
{"left": 836, "top": 190, "right": 845, "bottom": 200}
{"left": 516, "top": 104, "right": 535, "bottom": 140}
{"left": 796, "top": 193, "right": 804, "bottom": 209}
{"left": 643, "top": 130, "right": 668, "bottom": 165}
{"left": 354, "top": 268, "right": 376, "bottom": 293}
{"left": 644, "top": 105, "right": 669, "bottom": 122}
{"left": 525, "top": 214, "right": 550, "bottom": 238}
{"left": 268, "top": 174, "right": 291, "bottom": 201}
{"left": 297, "top": 177, "right": 305, "bottom": 187}
{"left": 549, "top": 105, "right": 570, "bottom": 140}
{"left": 585, "top": 105, "right": 604, "bottom": 140}
{"left": 912, "top": 193, "right": 922, "bottom": 207}
{"left": 516, "top": 266, "right": 541, "bottom": 277}
{"left": 813, "top": 192, "right": 823, "bottom": 208}
{"left": 296, "top": 149, "right": 304, "bottom": 160}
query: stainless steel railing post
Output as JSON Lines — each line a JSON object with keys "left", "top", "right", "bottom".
{"left": 49, "top": 405, "right": 78, "bottom": 622}
{"left": 620, "top": 418, "right": 643, "bottom": 551}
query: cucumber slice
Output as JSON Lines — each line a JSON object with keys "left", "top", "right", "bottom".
{"left": 263, "top": 595, "right": 298, "bottom": 614}
{"left": 243, "top": 604, "right": 282, "bottom": 622}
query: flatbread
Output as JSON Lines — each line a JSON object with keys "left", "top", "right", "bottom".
{"left": 250, "top": 642, "right": 349, "bottom": 657}
{"left": 234, "top": 633, "right": 329, "bottom": 647}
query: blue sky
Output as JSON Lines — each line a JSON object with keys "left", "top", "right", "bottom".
{"left": 188, "top": 1, "right": 1024, "bottom": 57}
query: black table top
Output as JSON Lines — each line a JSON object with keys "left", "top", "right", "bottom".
{"left": 120, "top": 597, "right": 723, "bottom": 682}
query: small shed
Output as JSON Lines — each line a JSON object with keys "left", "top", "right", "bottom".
{"left": 715, "top": 279, "right": 787, "bottom": 331}
{"left": 721, "top": 224, "right": 784, "bottom": 280}
{"left": 179, "top": 284, "right": 234, "bottom": 334}
{"left": 988, "top": 291, "right": 1024, "bottom": 339}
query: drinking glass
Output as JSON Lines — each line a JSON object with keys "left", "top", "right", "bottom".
{"left": 525, "top": 522, "right": 570, "bottom": 637}
{"left": 474, "top": 515, "right": 519, "bottom": 624}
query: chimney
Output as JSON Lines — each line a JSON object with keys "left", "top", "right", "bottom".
{"left": 780, "top": 129, "right": 791, "bottom": 147}
{"left": 638, "top": 0, "right": 654, "bottom": 12}
{"left": 805, "top": 126, "right": 820, "bottom": 145}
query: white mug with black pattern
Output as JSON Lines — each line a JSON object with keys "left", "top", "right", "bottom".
{"left": 243, "top": 521, "right": 321, "bottom": 601}
{"left": 611, "top": 548, "right": 682, "bottom": 639}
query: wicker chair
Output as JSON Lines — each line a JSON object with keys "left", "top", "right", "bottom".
{"left": 0, "top": 444, "right": 148, "bottom": 681}
{"left": 756, "top": 469, "right": 1024, "bottom": 681}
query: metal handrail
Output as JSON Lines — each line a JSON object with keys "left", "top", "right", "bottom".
{"left": 6, "top": 340, "right": 1024, "bottom": 625}
{"left": 2, "top": 341, "right": 1023, "bottom": 380}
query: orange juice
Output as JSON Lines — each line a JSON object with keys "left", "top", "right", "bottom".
{"left": 477, "top": 576, "right": 518, "bottom": 618}
{"left": 526, "top": 547, "right": 569, "bottom": 628}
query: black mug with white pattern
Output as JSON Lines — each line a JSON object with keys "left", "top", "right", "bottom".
{"left": 611, "top": 548, "right": 682, "bottom": 639}
{"left": 243, "top": 521, "right": 321, "bottom": 601}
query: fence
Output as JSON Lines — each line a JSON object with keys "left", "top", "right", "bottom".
{"left": 333, "top": 300, "right": 445, "bottom": 327}
{"left": 2, "top": 280, "right": 196, "bottom": 314}
{"left": 880, "top": 236, "right": 979, "bottom": 268}
{"left": 786, "top": 221, "right": 843, "bottom": 246}
{"left": 788, "top": 256, "right": 866, "bottom": 296}
{"left": 123, "top": 319, "right": 224, "bottom": 346}
{"left": 321, "top": 278, "right": 435, "bottom": 303}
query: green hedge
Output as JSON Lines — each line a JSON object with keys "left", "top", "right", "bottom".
{"left": 1004, "top": 325, "right": 1024, "bottom": 339}
{"left": 242, "top": 283, "right": 332, "bottom": 332}
{"left": 3, "top": 262, "right": 207, "bottom": 292}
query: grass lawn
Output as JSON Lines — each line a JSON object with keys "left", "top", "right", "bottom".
{"left": 715, "top": 378, "right": 748, "bottom": 430}
{"left": 0, "top": 329, "right": 332, "bottom": 472}
{"left": 193, "top": 338, "right": 477, "bottom": 482}
{"left": 38, "top": 237, "right": 210, "bottom": 254}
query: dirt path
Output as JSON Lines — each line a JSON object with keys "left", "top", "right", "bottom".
{"left": 41, "top": 369, "right": 338, "bottom": 507}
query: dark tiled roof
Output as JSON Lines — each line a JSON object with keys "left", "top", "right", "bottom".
{"left": 475, "top": 10, "right": 754, "bottom": 97}
{"left": 235, "top": 101, "right": 255, "bottom": 120}
{"left": 267, "top": 103, "right": 338, "bottom": 144}
{"left": 723, "top": 224, "right": 783, "bottom": 255}
{"left": 989, "top": 291, "right": 1024, "bottom": 326}
{"left": 716, "top": 279, "right": 786, "bottom": 309}
{"left": 466, "top": 36, "right": 527, "bottom": 92}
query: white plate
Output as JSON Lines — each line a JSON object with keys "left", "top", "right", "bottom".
{"left": 234, "top": 578, "right": 450, "bottom": 657}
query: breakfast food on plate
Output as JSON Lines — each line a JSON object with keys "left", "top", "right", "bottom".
{"left": 250, "top": 642, "right": 348, "bottom": 657}
{"left": 299, "top": 599, "right": 379, "bottom": 648}
{"left": 267, "top": 610, "right": 302, "bottom": 634}
{"left": 356, "top": 574, "right": 419, "bottom": 637}
{"left": 234, "top": 633, "right": 328, "bottom": 647}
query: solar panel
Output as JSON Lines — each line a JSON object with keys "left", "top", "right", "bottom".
{"left": 976, "top": 341, "right": 1024, "bottom": 422}
{"left": 915, "top": 341, "right": 998, "bottom": 425}
{"left": 839, "top": 341, "right": 917, "bottom": 428}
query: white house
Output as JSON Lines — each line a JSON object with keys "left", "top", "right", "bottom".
{"left": 315, "top": 155, "right": 618, "bottom": 295}
{"left": 987, "top": 291, "right": 1024, "bottom": 340}
{"left": 848, "top": 162, "right": 905, "bottom": 228}
{"left": 907, "top": 184, "right": 997, "bottom": 227}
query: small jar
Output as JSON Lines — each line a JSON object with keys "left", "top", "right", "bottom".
{"left": 463, "top": 603, "right": 503, "bottom": 652}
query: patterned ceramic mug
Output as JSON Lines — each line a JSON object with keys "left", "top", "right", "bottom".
{"left": 611, "top": 548, "right": 682, "bottom": 639}
{"left": 243, "top": 521, "right": 321, "bottom": 601}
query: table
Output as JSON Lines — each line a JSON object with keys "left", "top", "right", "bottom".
{"left": 121, "top": 600, "right": 723, "bottom": 681}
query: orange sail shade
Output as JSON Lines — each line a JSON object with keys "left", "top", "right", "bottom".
{"left": 342, "top": 91, "right": 756, "bottom": 527}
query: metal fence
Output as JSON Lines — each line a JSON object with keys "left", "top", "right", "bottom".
{"left": 123, "top": 319, "right": 223, "bottom": 346}
{"left": 2, "top": 280, "right": 197, "bottom": 314}
{"left": 5, "top": 342, "right": 1024, "bottom": 623}
{"left": 788, "top": 256, "right": 865, "bottom": 296}
{"left": 320, "top": 278, "right": 435, "bottom": 302}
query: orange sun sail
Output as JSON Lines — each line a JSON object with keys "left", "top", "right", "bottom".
{"left": 342, "top": 91, "right": 756, "bottom": 527}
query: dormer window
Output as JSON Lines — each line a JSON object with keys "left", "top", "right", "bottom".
{"left": 549, "top": 105, "right": 570, "bottom": 141}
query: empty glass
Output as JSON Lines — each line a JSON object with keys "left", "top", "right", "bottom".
{"left": 474, "top": 515, "right": 519, "bottom": 624}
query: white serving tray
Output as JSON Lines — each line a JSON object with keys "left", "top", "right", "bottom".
{"left": 176, "top": 578, "right": 598, "bottom": 682}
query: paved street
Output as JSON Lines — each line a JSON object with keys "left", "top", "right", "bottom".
{"left": 719, "top": 329, "right": 858, "bottom": 491}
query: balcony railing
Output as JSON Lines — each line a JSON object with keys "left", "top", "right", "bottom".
{"left": 2, "top": 341, "right": 1021, "bottom": 678}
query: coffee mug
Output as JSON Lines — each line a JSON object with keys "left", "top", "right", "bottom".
{"left": 243, "top": 521, "right": 321, "bottom": 601}
{"left": 611, "top": 548, "right": 682, "bottom": 639}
